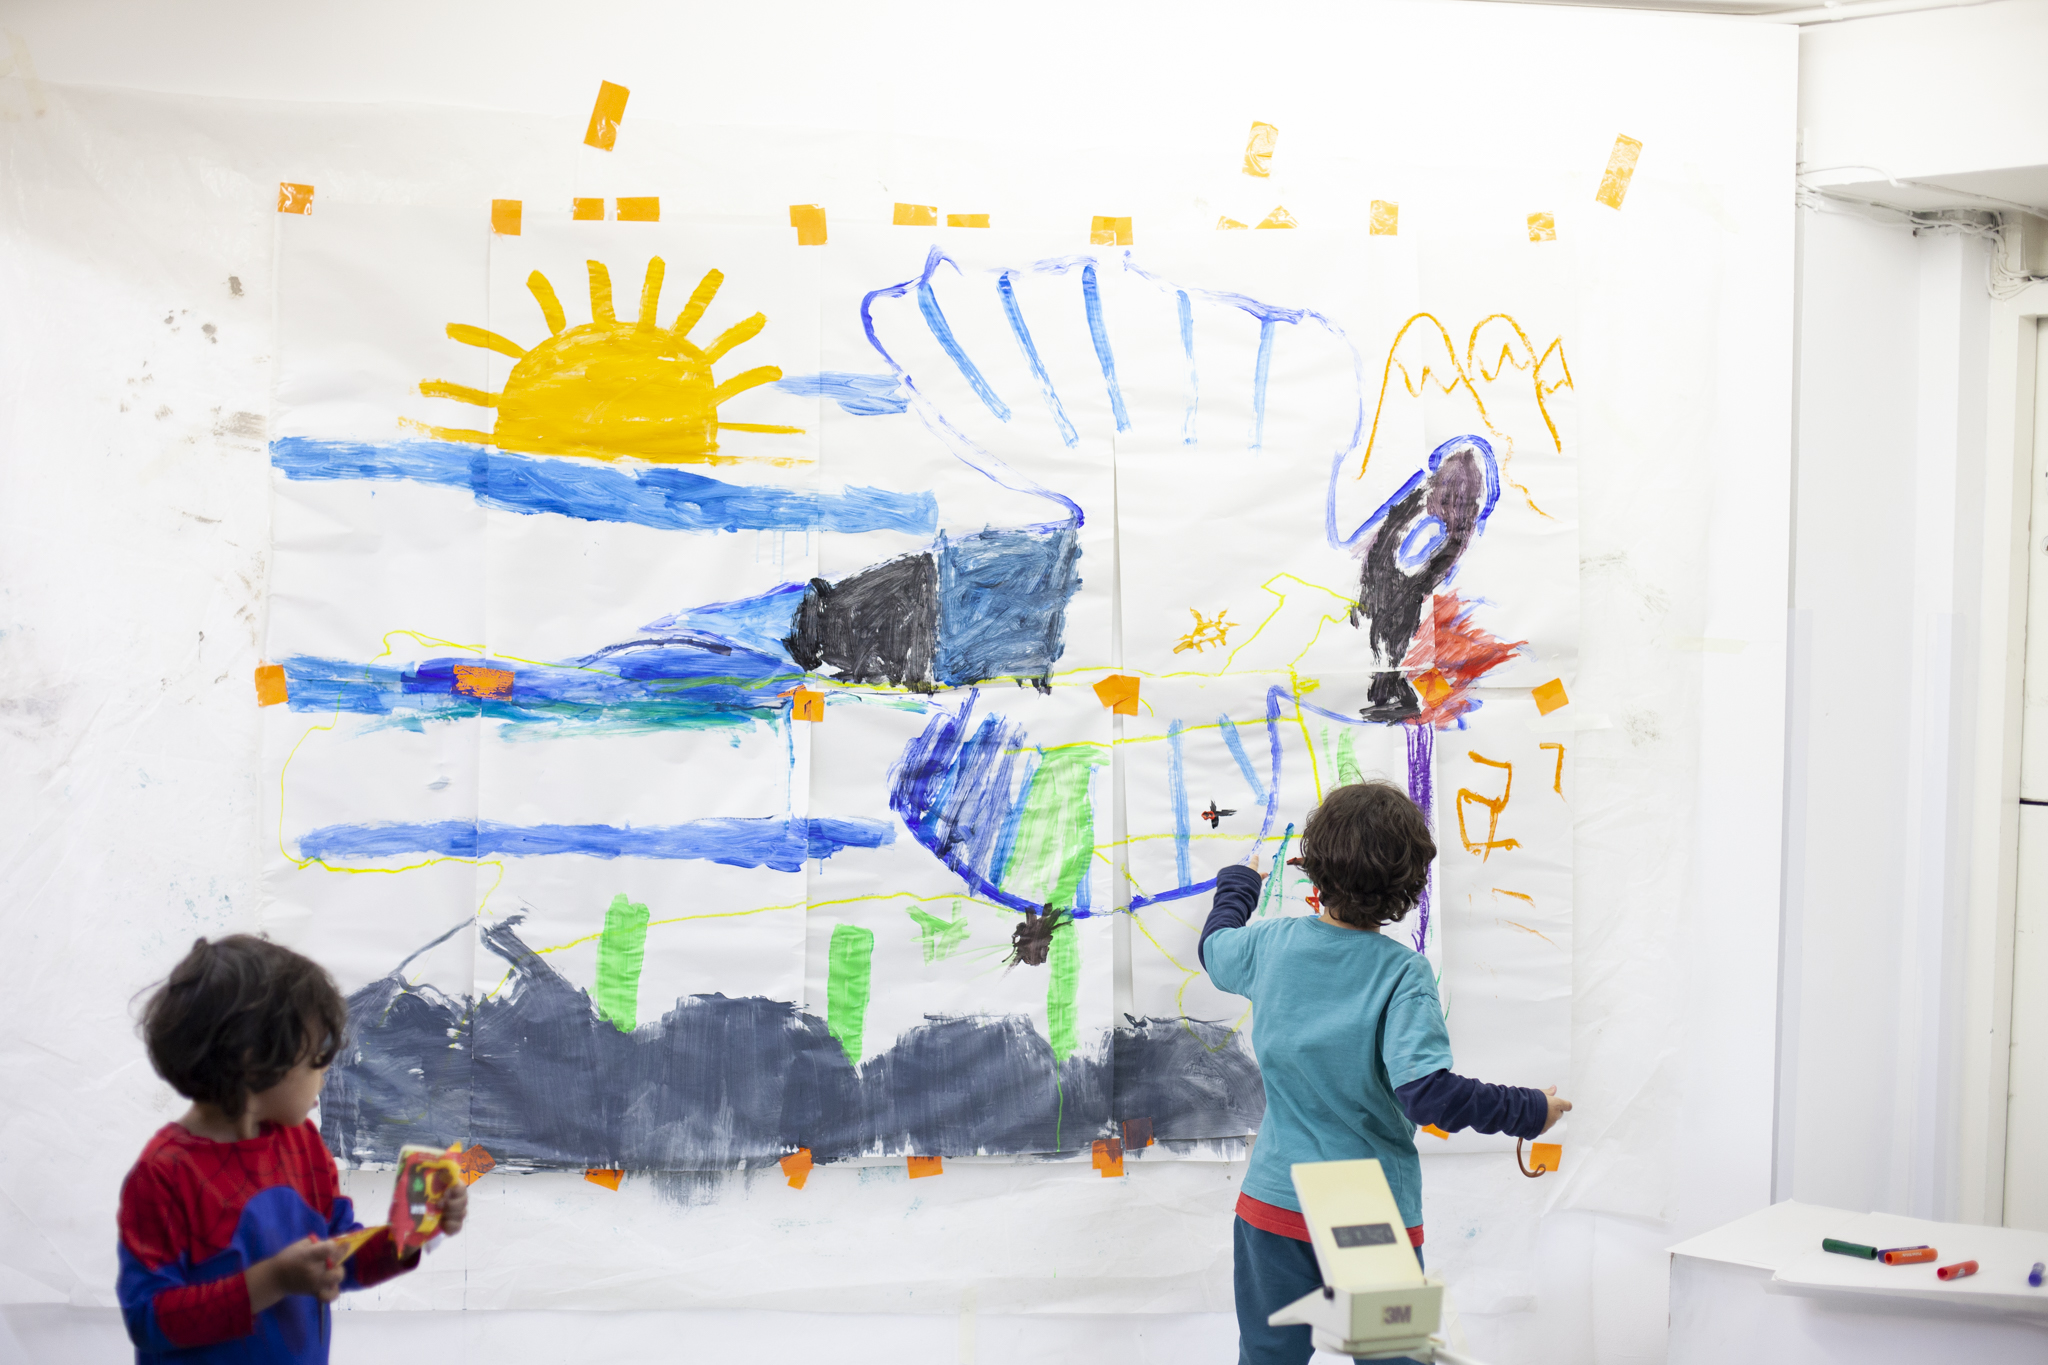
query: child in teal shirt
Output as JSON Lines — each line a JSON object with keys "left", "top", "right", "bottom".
{"left": 1201, "top": 781, "right": 1569, "bottom": 1365}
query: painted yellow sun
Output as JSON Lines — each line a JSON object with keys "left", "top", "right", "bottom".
{"left": 416, "top": 258, "right": 803, "bottom": 466}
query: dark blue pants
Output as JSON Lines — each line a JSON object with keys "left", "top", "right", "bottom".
{"left": 1232, "top": 1217, "right": 1424, "bottom": 1365}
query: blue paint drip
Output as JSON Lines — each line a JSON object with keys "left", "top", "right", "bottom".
{"left": 1080, "top": 265, "right": 1130, "bottom": 432}
{"left": 918, "top": 278, "right": 1011, "bottom": 420}
{"left": 1216, "top": 714, "right": 1268, "bottom": 805}
{"left": 772, "top": 372, "right": 909, "bottom": 416}
{"left": 296, "top": 816, "right": 892, "bottom": 872}
{"left": 1251, "top": 318, "right": 1277, "bottom": 453}
{"left": 1177, "top": 289, "right": 1198, "bottom": 446}
{"left": 1167, "top": 720, "right": 1191, "bottom": 889}
{"left": 996, "top": 272, "right": 1078, "bottom": 448}
{"left": 270, "top": 439, "right": 936, "bottom": 537}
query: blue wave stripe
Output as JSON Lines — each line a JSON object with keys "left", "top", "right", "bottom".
{"left": 1177, "top": 288, "right": 1198, "bottom": 446}
{"left": 1216, "top": 713, "right": 1268, "bottom": 805}
{"left": 772, "top": 372, "right": 909, "bottom": 416}
{"left": 296, "top": 816, "right": 893, "bottom": 872}
{"left": 271, "top": 439, "right": 936, "bottom": 536}
{"left": 917, "top": 280, "right": 1011, "bottom": 420}
{"left": 1167, "top": 719, "right": 1191, "bottom": 889}
{"left": 996, "top": 273, "right": 1078, "bottom": 448}
{"left": 1081, "top": 265, "right": 1131, "bottom": 432}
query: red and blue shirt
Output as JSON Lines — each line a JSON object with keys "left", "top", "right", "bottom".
{"left": 117, "top": 1120, "right": 412, "bottom": 1363}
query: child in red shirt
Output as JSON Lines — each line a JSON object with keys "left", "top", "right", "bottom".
{"left": 119, "top": 935, "right": 467, "bottom": 1362}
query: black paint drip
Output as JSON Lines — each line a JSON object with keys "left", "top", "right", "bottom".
{"left": 321, "top": 919, "right": 1265, "bottom": 1171}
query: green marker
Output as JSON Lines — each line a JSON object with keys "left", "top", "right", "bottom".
{"left": 1822, "top": 1238, "right": 1878, "bottom": 1260}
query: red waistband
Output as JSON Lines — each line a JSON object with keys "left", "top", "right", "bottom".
{"left": 1236, "top": 1192, "right": 1424, "bottom": 1247}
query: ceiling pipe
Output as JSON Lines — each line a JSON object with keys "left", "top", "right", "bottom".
{"left": 1757, "top": 0, "right": 1991, "bottom": 23}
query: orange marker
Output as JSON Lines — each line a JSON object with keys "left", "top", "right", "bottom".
{"left": 1880, "top": 1245, "right": 1937, "bottom": 1265}
{"left": 1936, "top": 1260, "right": 1978, "bottom": 1281}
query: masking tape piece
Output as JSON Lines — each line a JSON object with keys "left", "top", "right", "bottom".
{"left": 1595, "top": 135, "right": 1642, "bottom": 209}
{"left": 572, "top": 197, "right": 604, "bottom": 222}
{"left": 453, "top": 665, "right": 514, "bottom": 699}
{"left": 585, "top": 81, "right": 630, "bottom": 151}
{"left": 491, "top": 199, "right": 522, "bottom": 236}
{"left": 254, "top": 664, "right": 288, "bottom": 708}
{"left": 1369, "top": 200, "right": 1398, "bottom": 236}
{"left": 1092, "top": 674, "right": 1140, "bottom": 715}
{"left": 1530, "top": 1142, "right": 1562, "bottom": 1173}
{"left": 1420, "top": 1124, "right": 1450, "bottom": 1140}
{"left": 1090, "top": 215, "right": 1133, "bottom": 246}
{"left": 1243, "top": 121, "right": 1279, "bottom": 177}
{"left": 946, "top": 213, "right": 991, "bottom": 228}
{"left": 1531, "top": 678, "right": 1569, "bottom": 716}
{"left": 787, "top": 687, "right": 825, "bottom": 722}
{"left": 789, "top": 204, "right": 828, "bottom": 246}
{"left": 1527, "top": 212, "right": 1556, "bottom": 242}
{"left": 907, "top": 1155, "right": 944, "bottom": 1179}
{"left": 616, "top": 197, "right": 659, "bottom": 222}
{"left": 1121, "top": 1117, "right": 1154, "bottom": 1149}
{"left": 893, "top": 203, "right": 938, "bottom": 227}
{"left": 1255, "top": 205, "right": 1297, "bottom": 230}
{"left": 780, "top": 1148, "right": 813, "bottom": 1189}
{"left": 277, "top": 183, "right": 314, "bottom": 215}
{"left": 583, "top": 1169, "right": 623, "bottom": 1190}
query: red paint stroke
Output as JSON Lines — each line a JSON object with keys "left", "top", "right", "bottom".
{"left": 1410, "top": 592, "right": 1525, "bottom": 729}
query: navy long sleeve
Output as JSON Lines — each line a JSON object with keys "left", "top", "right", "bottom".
{"left": 1198, "top": 864, "right": 1264, "bottom": 969}
{"left": 1395, "top": 1069, "right": 1549, "bottom": 1140}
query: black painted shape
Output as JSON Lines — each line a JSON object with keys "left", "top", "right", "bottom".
{"left": 1352, "top": 442, "right": 1488, "bottom": 721}
{"left": 322, "top": 923, "right": 1265, "bottom": 1169}
{"left": 784, "top": 552, "right": 940, "bottom": 689}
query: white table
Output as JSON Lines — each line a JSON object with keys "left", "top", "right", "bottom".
{"left": 1669, "top": 1201, "right": 2048, "bottom": 1363}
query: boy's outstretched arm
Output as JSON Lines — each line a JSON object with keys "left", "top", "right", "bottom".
{"left": 1198, "top": 861, "right": 1265, "bottom": 970}
{"left": 1396, "top": 1070, "right": 1570, "bottom": 1139}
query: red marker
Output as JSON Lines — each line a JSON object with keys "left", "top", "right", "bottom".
{"left": 1880, "top": 1246, "right": 1938, "bottom": 1265}
{"left": 1937, "top": 1260, "right": 1978, "bottom": 1281}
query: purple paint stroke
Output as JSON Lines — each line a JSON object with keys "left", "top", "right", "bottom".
{"left": 1404, "top": 723, "right": 1435, "bottom": 953}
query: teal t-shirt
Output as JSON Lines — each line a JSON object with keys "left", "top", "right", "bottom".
{"left": 1204, "top": 915, "right": 1453, "bottom": 1227}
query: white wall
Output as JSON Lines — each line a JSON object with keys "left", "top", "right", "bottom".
{"left": 1780, "top": 0, "right": 2048, "bottom": 1227}
{"left": 0, "top": 3, "right": 1797, "bottom": 1362}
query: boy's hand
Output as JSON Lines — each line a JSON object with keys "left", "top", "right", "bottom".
{"left": 1539, "top": 1086, "right": 1572, "bottom": 1135}
{"left": 437, "top": 1179, "right": 468, "bottom": 1237}
{"left": 1248, "top": 853, "right": 1262, "bottom": 873}
{"left": 246, "top": 1236, "right": 344, "bottom": 1313}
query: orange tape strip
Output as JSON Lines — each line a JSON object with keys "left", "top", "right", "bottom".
{"left": 893, "top": 203, "right": 937, "bottom": 227}
{"left": 585, "top": 81, "right": 630, "bottom": 151}
{"left": 583, "top": 1169, "right": 623, "bottom": 1190}
{"left": 1243, "top": 122, "right": 1279, "bottom": 178}
{"left": 907, "top": 1155, "right": 944, "bottom": 1179}
{"left": 616, "top": 197, "right": 659, "bottom": 222}
{"left": 1369, "top": 201, "right": 1398, "bottom": 236}
{"left": 571, "top": 197, "right": 604, "bottom": 222}
{"left": 491, "top": 199, "right": 522, "bottom": 236}
{"left": 1092, "top": 674, "right": 1140, "bottom": 715}
{"left": 1090, "top": 215, "right": 1132, "bottom": 246}
{"left": 1595, "top": 136, "right": 1642, "bottom": 209}
{"left": 277, "top": 183, "right": 314, "bottom": 215}
{"left": 789, "top": 204, "right": 827, "bottom": 246}
{"left": 1527, "top": 212, "right": 1556, "bottom": 242}
{"left": 946, "top": 213, "right": 990, "bottom": 228}
{"left": 453, "top": 665, "right": 513, "bottom": 699}
{"left": 1531, "top": 678, "right": 1568, "bottom": 715}
{"left": 254, "top": 664, "right": 288, "bottom": 708}
{"left": 780, "top": 1148, "right": 813, "bottom": 1189}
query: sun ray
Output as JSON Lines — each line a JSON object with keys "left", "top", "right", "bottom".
{"left": 418, "top": 380, "right": 499, "bottom": 407}
{"left": 717, "top": 422, "right": 807, "bottom": 435}
{"left": 710, "top": 364, "right": 782, "bottom": 407}
{"left": 701, "top": 312, "right": 766, "bottom": 364}
{"left": 637, "top": 257, "right": 666, "bottom": 331}
{"left": 527, "top": 272, "right": 567, "bottom": 336}
{"left": 671, "top": 268, "right": 724, "bottom": 340}
{"left": 446, "top": 323, "right": 526, "bottom": 359}
{"left": 587, "top": 261, "right": 616, "bottom": 326}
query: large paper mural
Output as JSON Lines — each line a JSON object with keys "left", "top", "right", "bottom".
{"left": 263, "top": 196, "right": 1576, "bottom": 1173}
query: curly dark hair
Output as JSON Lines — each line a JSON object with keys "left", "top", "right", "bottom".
{"left": 139, "top": 935, "right": 346, "bottom": 1119}
{"left": 1297, "top": 781, "right": 1436, "bottom": 930}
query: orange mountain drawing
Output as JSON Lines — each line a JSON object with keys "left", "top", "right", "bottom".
{"left": 417, "top": 257, "right": 804, "bottom": 466}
